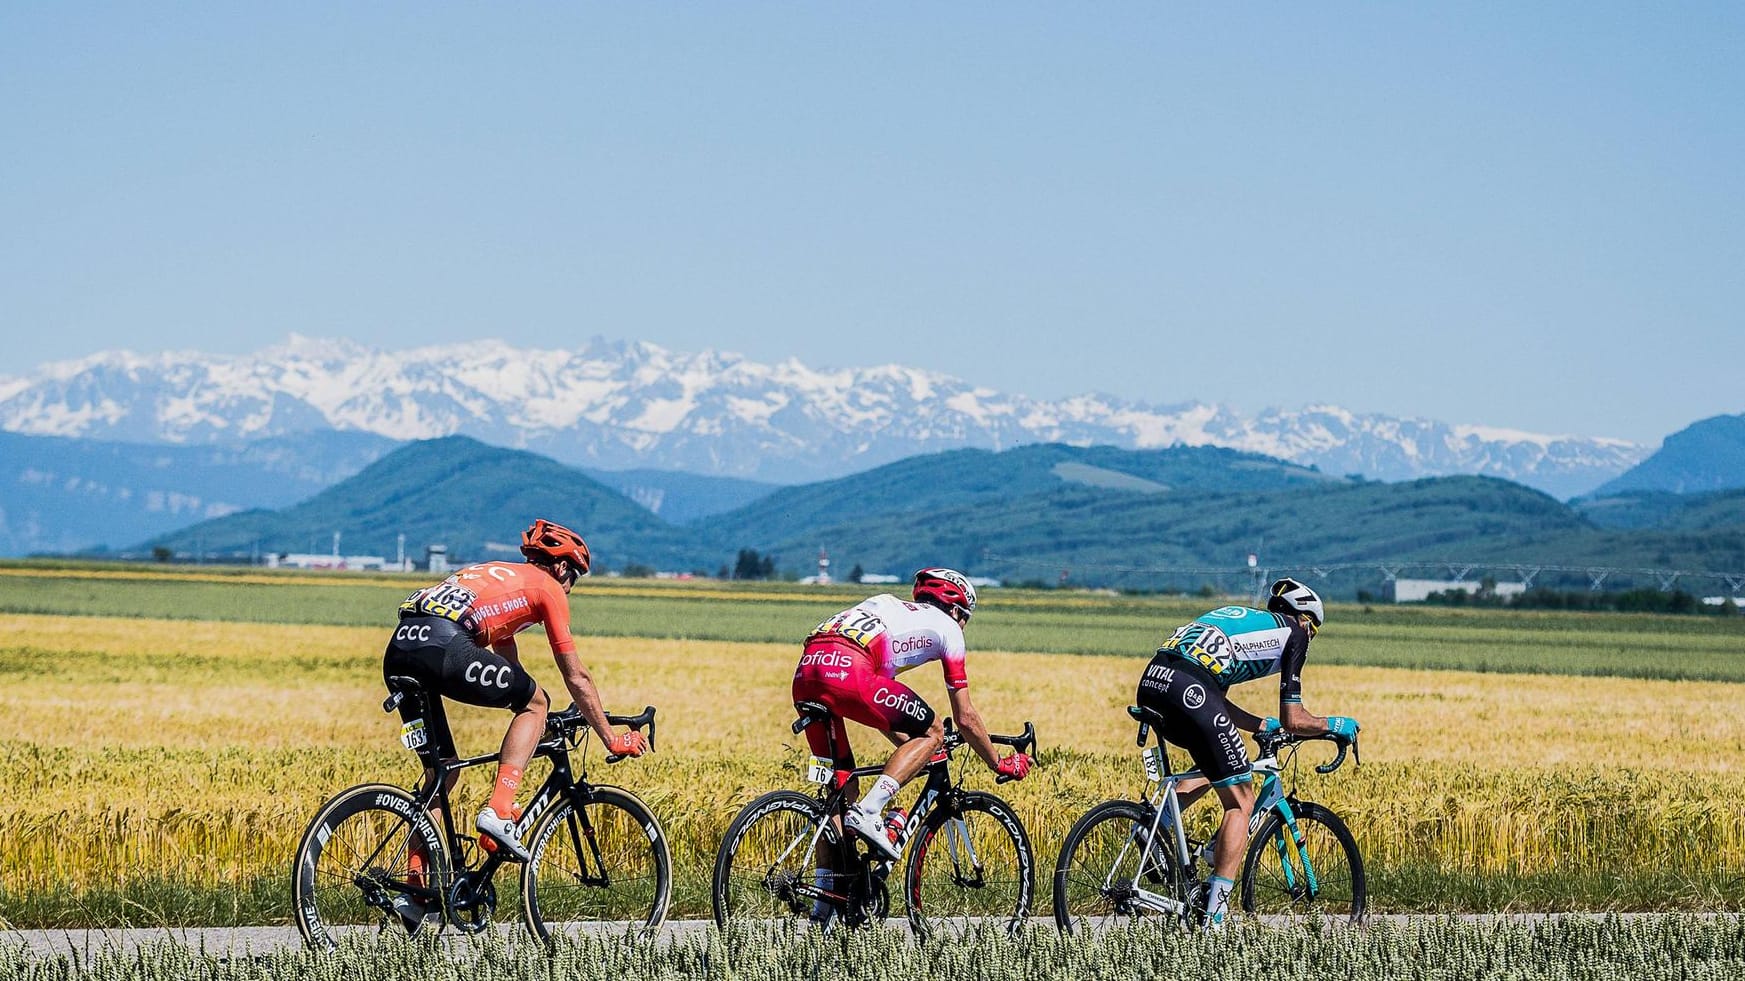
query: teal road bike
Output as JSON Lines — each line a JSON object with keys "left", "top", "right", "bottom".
{"left": 1053, "top": 704, "right": 1365, "bottom": 931}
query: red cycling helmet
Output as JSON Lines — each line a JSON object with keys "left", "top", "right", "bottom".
{"left": 520, "top": 519, "right": 591, "bottom": 582}
{"left": 913, "top": 567, "right": 977, "bottom": 622}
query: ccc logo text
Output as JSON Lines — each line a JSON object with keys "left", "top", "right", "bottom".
{"left": 394, "top": 623, "right": 434, "bottom": 644}
{"left": 465, "top": 661, "right": 515, "bottom": 689}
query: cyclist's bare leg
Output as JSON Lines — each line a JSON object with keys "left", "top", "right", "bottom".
{"left": 854, "top": 716, "right": 943, "bottom": 816}
{"left": 1172, "top": 774, "right": 1212, "bottom": 811}
{"left": 1204, "top": 778, "right": 1256, "bottom": 925}
{"left": 1209, "top": 778, "right": 1256, "bottom": 881}
{"left": 488, "top": 685, "right": 550, "bottom": 816}
{"left": 412, "top": 764, "right": 458, "bottom": 888}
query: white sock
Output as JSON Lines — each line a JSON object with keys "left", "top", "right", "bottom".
{"left": 1205, "top": 875, "right": 1234, "bottom": 926}
{"left": 856, "top": 775, "right": 902, "bottom": 816}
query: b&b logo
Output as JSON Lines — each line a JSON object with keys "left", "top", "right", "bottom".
{"left": 1183, "top": 684, "right": 1206, "bottom": 710}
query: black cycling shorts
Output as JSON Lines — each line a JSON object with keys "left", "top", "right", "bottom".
{"left": 382, "top": 615, "right": 539, "bottom": 760}
{"left": 1135, "top": 652, "right": 1252, "bottom": 787}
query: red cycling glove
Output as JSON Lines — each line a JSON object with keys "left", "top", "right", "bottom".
{"left": 995, "top": 753, "right": 1032, "bottom": 780}
{"left": 606, "top": 730, "right": 648, "bottom": 757}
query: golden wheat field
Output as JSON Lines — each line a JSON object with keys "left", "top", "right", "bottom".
{"left": 5, "top": 610, "right": 1745, "bottom": 920}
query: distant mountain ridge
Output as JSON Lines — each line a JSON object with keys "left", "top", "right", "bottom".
{"left": 141, "top": 436, "right": 710, "bottom": 570}
{"left": 0, "top": 430, "right": 395, "bottom": 555}
{"left": 0, "top": 336, "right": 1646, "bottom": 496}
{"left": 1592, "top": 414, "right": 1745, "bottom": 496}
{"left": 143, "top": 436, "right": 1745, "bottom": 593}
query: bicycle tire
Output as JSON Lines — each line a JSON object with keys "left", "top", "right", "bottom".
{"left": 711, "top": 790, "right": 837, "bottom": 928}
{"left": 521, "top": 785, "right": 671, "bottom": 939}
{"left": 1240, "top": 800, "right": 1365, "bottom": 923}
{"left": 1052, "top": 799, "right": 1189, "bottom": 934}
{"left": 291, "top": 783, "right": 450, "bottom": 950}
{"left": 904, "top": 791, "right": 1033, "bottom": 937}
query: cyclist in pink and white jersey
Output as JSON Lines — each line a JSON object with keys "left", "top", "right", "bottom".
{"left": 792, "top": 567, "right": 1032, "bottom": 860}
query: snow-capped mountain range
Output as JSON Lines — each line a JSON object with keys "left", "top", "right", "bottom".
{"left": 0, "top": 336, "right": 1648, "bottom": 497}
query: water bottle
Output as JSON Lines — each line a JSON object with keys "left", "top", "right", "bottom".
{"left": 883, "top": 807, "right": 908, "bottom": 845}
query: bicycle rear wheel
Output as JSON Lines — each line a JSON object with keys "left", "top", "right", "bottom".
{"left": 712, "top": 790, "right": 841, "bottom": 928}
{"left": 522, "top": 785, "right": 671, "bottom": 940}
{"left": 904, "top": 791, "right": 1033, "bottom": 937}
{"left": 291, "top": 783, "right": 449, "bottom": 950}
{"left": 1241, "top": 800, "right": 1365, "bottom": 923}
{"left": 1052, "top": 799, "right": 1189, "bottom": 934}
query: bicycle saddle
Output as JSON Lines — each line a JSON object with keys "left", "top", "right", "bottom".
{"left": 792, "top": 700, "right": 831, "bottom": 734}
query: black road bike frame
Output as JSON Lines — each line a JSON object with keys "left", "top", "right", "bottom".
{"left": 787, "top": 700, "right": 1035, "bottom": 923}
{"left": 381, "top": 674, "right": 655, "bottom": 929}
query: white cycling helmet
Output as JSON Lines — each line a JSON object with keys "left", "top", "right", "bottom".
{"left": 1267, "top": 577, "right": 1324, "bottom": 628}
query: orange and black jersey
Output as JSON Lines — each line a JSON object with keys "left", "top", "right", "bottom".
{"left": 399, "top": 561, "right": 575, "bottom": 655}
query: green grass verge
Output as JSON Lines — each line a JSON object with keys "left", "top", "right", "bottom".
{"left": 4, "top": 566, "right": 1744, "bottom": 681}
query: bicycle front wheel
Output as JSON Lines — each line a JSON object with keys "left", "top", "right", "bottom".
{"left": 1052, "top": 799, "right": 1188, "bottom": 934}
{"left": 712, "top": 790, "right": 836, "bottom": 928}
{"left": 1240, "top": 800, "right": 1365, "bottom": 923}
{"left": 904, "top": 791, "right": 1033, "bottom": 937}
{"left": 291, "top": 783, "right": 450, "bottom": 950}
{"left": 522, "top": 785, "right": 671, "bottom": 940}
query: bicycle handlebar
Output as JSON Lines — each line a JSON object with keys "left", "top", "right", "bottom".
{"left": 605, "top": 705, "right": 656, "bottom": 763}
{"left": 1257, "top": 728, "right": 1359, "bottom": 774}
{"left": 547, "top": 704, "right": 658, "bottom": 763}
{"left": 942, "top": 719, "right": 1038, "bottom": 783}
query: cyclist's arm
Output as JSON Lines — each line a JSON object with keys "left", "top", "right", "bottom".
{"left": 1275, "top": 618, "right": 1331, "bottom": 735}
{"left": 1224, "top": 699, "right": 1271, "bottom": 734}
{"left": 1279, "top": 701, "right": 1331, "bottom": 736}
{"left": 946, "top": 687, "right": 1002, "bottom": 770}
{"left": 551, "top": 648, "right": 617, "bottom": 740}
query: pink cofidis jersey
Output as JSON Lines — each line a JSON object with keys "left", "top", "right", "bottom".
{"left": 806, "top": 594, "right": 969, "bottom": 690}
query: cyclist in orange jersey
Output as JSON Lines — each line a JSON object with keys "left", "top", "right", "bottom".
{"left": 384, "top": 519, "right": 647, "bottom": 872}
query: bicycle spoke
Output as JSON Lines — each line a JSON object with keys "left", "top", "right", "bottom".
{"left": 525, "top": 790, "right": 669, "bottom": 935}
{"left": 907, "top": 796, "right": 1031, "bottom": 935}
{"left": 1241, "top": 805, "right": 1364, "bottom": 922}
{"left": 1053, "top": 801, "right": 1184, "bottom": 934}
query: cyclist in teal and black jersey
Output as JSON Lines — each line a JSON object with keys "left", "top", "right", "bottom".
{"left": 1134, "top": 578, "right": 1359, "bottom": 929}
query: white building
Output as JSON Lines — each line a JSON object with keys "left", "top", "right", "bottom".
{"left": 270, "top": 553, "right": 394, "bottom": 571}
{"left": 1392, "top": 578, "right": 1527, "bottom": 603}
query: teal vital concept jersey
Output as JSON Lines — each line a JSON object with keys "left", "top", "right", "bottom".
{"left": 1156, "top": 605, "right": 1311, "bottom": 702}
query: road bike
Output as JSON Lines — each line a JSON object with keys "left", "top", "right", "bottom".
{"left": 1053, "top": 704, "right": 1364, "bottom": 932}
{"left": 712, "top": 700, "right": 1037, "bottom": 936}
{"left": 291, "top": 674, "right": 671, "bottom": 949}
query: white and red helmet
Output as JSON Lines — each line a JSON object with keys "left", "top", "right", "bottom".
{"left": 913, "top": 567, "right": 977, "bottom": 621}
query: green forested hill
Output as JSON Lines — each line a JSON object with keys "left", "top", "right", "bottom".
{"left": 706, "top": 474, "right": 1601, "bottom": 587}
{"left": 696, "top": 443, "right": 1338, "bottom": 547}
{"left": 143, "top": 436, "right": 721, "bottom": 570}
{"left": 138, "top": 437, "right": 1745, "bottom": 589}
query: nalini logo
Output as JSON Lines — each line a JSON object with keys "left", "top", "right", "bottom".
{"left": 1183, "top": 684, "right": 1206, "bottom": 710}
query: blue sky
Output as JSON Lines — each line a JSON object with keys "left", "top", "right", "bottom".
{"left": 3, "top": 4, "right": 1740, "bottom": 444}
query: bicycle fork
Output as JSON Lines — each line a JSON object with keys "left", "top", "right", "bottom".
{"left": 1247, "top": 770, "right": 1319, "bottom": 901}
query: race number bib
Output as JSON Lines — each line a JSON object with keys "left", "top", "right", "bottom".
{"left": 1160, "top": 622, "right": 1233, "bottom": 675}
{"left": 809, "top": 608, "right": 887, "bottom": 648}
{"left": 804, "top": 755, "right": 835, "bottom": 785}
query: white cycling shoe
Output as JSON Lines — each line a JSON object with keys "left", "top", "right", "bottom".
{"left": 475, "top": 805, "right": 532, "bottom": 862}
{"left": 842, "top": 807, "right": 901, "bottom": 862}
